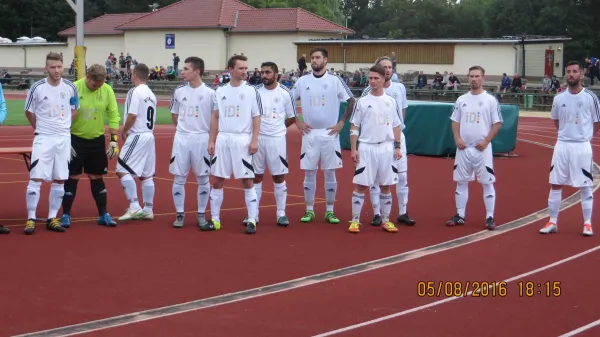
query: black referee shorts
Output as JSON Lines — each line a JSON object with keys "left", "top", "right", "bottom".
{"left": 69, "top": 134, "right": 108, "bottom": 176}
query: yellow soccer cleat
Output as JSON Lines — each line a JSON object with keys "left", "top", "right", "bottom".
{"left": 348, "top": 220, "right": 361, "bottom": 233}
{"left": 382, "top": 221, "right": 399, "bottom": 233}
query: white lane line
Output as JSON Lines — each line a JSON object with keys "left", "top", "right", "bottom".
{"left": 558, "top": 319, "right": 600, "bottom": 337}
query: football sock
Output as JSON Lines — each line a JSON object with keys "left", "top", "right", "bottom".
{"left": 172, "top": 175, "right": 186, "bottom": 214}
{"left": 62, "top": 178, "right": 79, "bottom": 215}
{"left": 274, "top": 181, "right": 287, "bottom": 217}
{"left": 48, "top": 183, "right": 65, "bottom": 219}
{"left": 141, "top": 178, "right": 154, "bottom": 212}
{"left": 482, "top": 183, "right": 495, "bottom": 218}
{"left": 581, "top": 186, "right": 593, "bottom": 224}
{"left": 548, "top": 188, "right": 562, "bottom": 224}
{"left": 324, "top": 169, "right": 337, "bottom": 212}
{"left": 380, "top": 192, "right": 393, "bottom": 222}
{"left": 303, "top": 170, "right": 317, "bottom": 211}
{"left": 196, "top": 175, "right": 210, "bottom": 215}
{"left": 90, "top": 178, "right": 108, "bottom": 216}
{"left": 455, "top": 181, "right": 469, "bottom": 218}
{"left": 370, "top": 185, "right": 380, "bottom": 216}
{"left": 351, "top": 191, "right": 365, "bottom": 221}
{"left": 210, "top": 188, "right": 223, "bottom": 222}
{"left": 26, "top": 180, "right": 42, "bottom": 220}
{"left": 120, "top": 174, "right": 141, "bottom": 211}
{"left": 396, "top": 171, "right": 408, "bottom": 214}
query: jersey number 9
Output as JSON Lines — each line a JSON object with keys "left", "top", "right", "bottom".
{"left": 147, "top": 106, "right": 155, "bottom": 130}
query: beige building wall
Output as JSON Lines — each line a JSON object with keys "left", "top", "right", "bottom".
{"left": 0, "top": 44, "right": 70, "bottom": 68}
{"left": 521, "top": 43, "right": 564, "bottom": 77}
{"left": 66, "top": 35, "right": 124, "bottom": 67}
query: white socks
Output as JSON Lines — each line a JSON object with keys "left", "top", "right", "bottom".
{"left": 141, "top": 178, "right": 154, "bottom": 212}
{"left": 351, "top": 191, "right": 365, "bottom": 220}
{"left": 548, "top": 188, "right": 562, "bottom": 224}
{"left": 210, "top": 188, "right": 224, "bottom": 222}
{"left": 26, "top": 180, "right": 41, "bottom": 220}
{"left": 48, "top": 183, "right": 64, "bottom": 219}
{"left": 455, "top": 182, "right": 469, "bottom": 218}
{"left": 324, "top": 169, "right": 337, "bottom": 212}
{"left": 482, "top": 183, "right": 496, "bottom": 218}
{"left": 303, "top": 170, "right": 317, "bottom": 211}
{"left": 120, "top": 175, "right": 141, "bottom": 211}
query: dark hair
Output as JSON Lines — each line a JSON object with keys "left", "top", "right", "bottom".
{"left": 310, "top": 47, "right": 328, "bottom": 58}
{"left": 260, "top": 61, "right": 279, "bottom": 74}
{"left": 468, "top": 65, "right": 485, "bottom": 76}
{"left": 46, "top": 52, "right": 63, "bottom": 64}
{"left": 185, "top": 56, "right": 205, "bottom": 74}
{"left": 227, "top": 55, "right": 248, "bottom": 69}
{"left": 369, "top": 64, "right": 386, "bottom": 78}
{"left": 134, "top": 63, "right": 150, "bottom": 81}
{"left": 566, "top": 60, "right": 583, "bottom": 70}
{"left": 374, "top": 56, "right": 392, "bottom": 66}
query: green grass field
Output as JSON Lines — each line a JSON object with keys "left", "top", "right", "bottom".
{"left": 2, "top": 99, "right": 173, "bottom": 126}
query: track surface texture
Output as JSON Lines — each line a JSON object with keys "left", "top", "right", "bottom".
{"left": 0, "top": 110, "right": 598, "bottom": 337}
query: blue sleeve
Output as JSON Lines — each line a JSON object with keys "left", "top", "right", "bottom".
{"left": 0, "top": 85, "right": 7, "bottom": 125}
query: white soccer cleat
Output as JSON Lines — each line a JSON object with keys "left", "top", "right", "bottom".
{"left": 539, "top": 222, "right": 558, "bottom": 234}
{"left": 583, "top": 224, "right": 594, "bottom": 236}
{"left": 118, "top": 208, "right": 143, "bottom": 221}
{"left": 141, "top": 210, "right": 154, "bottom": 221}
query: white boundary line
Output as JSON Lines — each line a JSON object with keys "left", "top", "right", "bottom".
{"left": 558, "top": 319, "right": 600, "bottom": 337}
{"left": 313, "top": 245, "right": 600, "bottom": 337}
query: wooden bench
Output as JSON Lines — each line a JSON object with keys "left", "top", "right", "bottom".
{"left": 0, "top": 147, "right": 33, "bottom": 171}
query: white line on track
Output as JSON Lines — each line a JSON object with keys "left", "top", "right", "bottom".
{"left": 518, "top": 132, "right": 600, "bottom": 147}
{"left": 558, "top": 318, "right": 600, "bottom": 337}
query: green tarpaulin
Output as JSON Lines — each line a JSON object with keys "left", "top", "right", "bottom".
{"left": 339, "top": 100, "right": 519, "bottom": 156}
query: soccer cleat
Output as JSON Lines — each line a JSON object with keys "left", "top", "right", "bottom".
{"left": 60, "top": 214, "right": 71, "bottom": 228}
{"left": 0, "top": 225, "right": 10, "bottom": 234}
{"left": 245, "top": 220, "right": 257, "bottom": 234}
{"left": 324, "top": 211, "right": 340, "bottom": 224}
{"left": 371, "top": 214, "right": 382, "bottom": 226}
{"left": 173, "top": 213, "right": 185, "bottom": 228}
{"left": 24, "top": 219, "right": 36, "bottom": 235}
{"left": 300, "top": 210, "right": 315, "bottom": 223}
{"left": 242, "top": 216, "right": 259, "bottom": 226}
{"left": 277, "top": 216, "right": 289, "bottom": 227}
{"left": 485, "top": 217, "right": 496, "bottom": 231}
{"left": 141, "top": 210, "right": 154, "bottom": 220}
{"left": 200, "top": 220, "right": 221, "bottom": 231}
{"left": 197, "top": 213, "right": 208, "bottom": 227}
{"left": 46, "top": 218, "right": 66, "bottom": 232}
{"left": 348, "top": 220, "right": 361, "bottom": 233}
{"left": 397, "top": 213, "right": 416, "bottom": 226}
{"left": 446, "top": 214, "right": 465, "bottom": 226}
{"left": 539, "top": 222, "right": 557, "bottom": 234}
{"left": 382, "top": 221, "right": 399, "bottom": 233}
{"left": 583, "top": 224, "right": 593, "bottom": 237}
{"left": 98, "top": 213, "right": 117, "bottom": 227}
{"left": 118, "top": 208, "right": 144, "bottom": 221}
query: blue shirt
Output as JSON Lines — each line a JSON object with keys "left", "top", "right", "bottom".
{"left": 0, "top": 85, "right": 6, "bottom": 124}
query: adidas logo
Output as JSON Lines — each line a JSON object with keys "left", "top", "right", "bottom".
{"left": 367, "top": 105, "right": 372, "bottom": 109}
{"left": 28, "top": 192, "right": 36, "bottom": 195}
{"left": 182, "top": 97, "right": 187, "bottom": 101}
{"left": 353, "top": 201, "right": 361, "bottom": 204}
{"left": 327, "top": 189, "right": 335, "bottom": 192}
{"left": 43, "top": 96, "right": 48, "bottom": 100}
{"left": 250, "top": 199, "right": 257, "bottom": 202}
{"left": 306, "top": 87, "right": 310, "bottom": 90}
{"left": 304, "top": 187, "right": 310, "bottom": 190}
{"left": 174, "top": 192, "right": 181, "bottom": 196}
{"left": 222, "top": 96, "right": 226, "bottom": 100}
{"left": 462, "top": 103, "right": 467, "bottom": 107}
{"left": 200, "top": 191, "right": 208, "bottom": 195}
{"left": 79, "top": 96, "right": 84, "bottom": 100}
{"left": 562, "top": 104, "right": 566, "bottom": 107}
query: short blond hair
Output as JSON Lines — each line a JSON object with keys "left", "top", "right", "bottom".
{"left": 86, "top": 64, "right": 107, "bottom": 81}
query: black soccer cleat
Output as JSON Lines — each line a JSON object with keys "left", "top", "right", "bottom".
{"left": 446, "top": 214, "right": 465, "bottom": 226}
{"left": 397, "top": 213, "right": 416, "bottom": 226}
{"left": 199, "top": 220, "right": 221, "bottom": 231}
{"left": 0, "top": 225, "right": 10, "bottom": 234}
{"left": 485, "top": 217, "right": 496, "bottom": 230}
{"left": 371, "top": 214, "right": 382, "bottom": 226}
{"left": 46, "top": 218, "right": 66, "bottom": 232}
{"left": 245, "top": 221, "right": 256, "bottom": 234}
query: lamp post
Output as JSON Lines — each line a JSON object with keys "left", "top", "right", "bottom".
{"left": 64, "top": 0, "right": 85, "bottom": 80}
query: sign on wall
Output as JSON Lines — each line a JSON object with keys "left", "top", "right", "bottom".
{"left": 165, "top": 34, "right": 175, "bottom": 49}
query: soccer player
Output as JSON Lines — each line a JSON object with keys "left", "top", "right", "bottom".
{"left": 169, "top": 56, "right": 215, "bottom": 228}
{"left": 23, "top": 52, "right": 79, "bottom": 234}
{"left": 60, "top": 64, "right": 120, "bottom": 228}
{"left": 249, "top": 61, "right": 296, "bottom": 226}
{"left": 539, "top": 61, "right": 600, "bottom": 236}
{"left": 361, "top": 56, "right": 416, "bottom": 227}
{"left": 115, "top": 64, "right": 157, "bottom": 221}
{"left": 0, "top": 83, "right": 9, "bottom": 234}
{"left": 349, "top": 65, "right": 403, "bottom": 233}
{"left": 205, "top": 55, "right": 262, "bottom": 234}
{"left": 446, "top": 65, "right": 503, "bottom": 230}
{"left": 292, "top": 47, "right": 355, "bottom": 224}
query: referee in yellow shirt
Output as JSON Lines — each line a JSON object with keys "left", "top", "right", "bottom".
{"left": 60, "top": 64, "right": 121, "bottom": 228}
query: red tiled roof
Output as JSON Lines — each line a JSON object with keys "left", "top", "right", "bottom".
{"left": 232, "top": 8, "right": 353, "bottom": 34}
{"left": 58, "top": 13, "right": 146, "bottom": 36}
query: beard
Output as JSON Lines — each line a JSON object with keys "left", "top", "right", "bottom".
{"left": 311, "top": 63, "right": 324, "bottom": 72}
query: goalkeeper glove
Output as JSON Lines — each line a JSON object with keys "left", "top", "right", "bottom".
{"left": 107, "top": 134, "right": 120, "bottom": 159}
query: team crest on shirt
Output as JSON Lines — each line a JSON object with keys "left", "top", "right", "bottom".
{"left": 60, "top": 92, "right": 66, "bottom": 99}
{"left": 97, "top": 94, "right": 102, "bottom": 101}
{"left": 239, "top": 93, "right": 245, "bottom": 100}
{"left": 274, "top": 97, "right": 280, "bottom": 103}
{"left": 393, "top": 92, "right": 398, "bottom": 98}
{"left": 384, "top": 101, "right": 390, "bottom": 108}
{"left": 323, "top": 84, "right": 328, "bottom": 90}
{"left": 478, "top": 101, "right": 483, "bottom": 107}
{"left": 578, "top": 100, "right": 584, "bottom": 109}
{"left": 198, "top": 95, "right": 204, "bottom": 101}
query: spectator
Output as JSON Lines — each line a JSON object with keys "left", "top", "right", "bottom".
{"left": 298, "top": 54, "right": 307, "bottom": 74}
{"left": 416, "top": 71, "right": 427, "bottom": 89}
{"left": 431, "top": 72, "right": 443, "bottom": 89}
{"left": 550, "top": 75, "right": 562, "bottom": 93}
{"left": 510, "top": 73, "right": 522, "bottom": 93}
{"left": 390, "top": 52, "right": 397, "bottom": 73}
{"left": 584, "top": 57, "right": 600, "bottom": 85}
{"left": 498, "top": 73, "right": 511, "bottom": 92}
{"left": 542, "top": 75, "right": 552, "bottom": 93}
{"left": 173, "top": 53, "right": 180, "bottom": 75}
{"left": 445, "top": 72, "right": 460, "bottom": 91}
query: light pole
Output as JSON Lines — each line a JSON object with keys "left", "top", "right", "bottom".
{"left": 64, "top": 0, "right": 85, "bottom": 80}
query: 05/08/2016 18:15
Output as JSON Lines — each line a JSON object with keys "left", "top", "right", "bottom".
{"left": 416, "top": 281, "right": 562, "bottom": 298}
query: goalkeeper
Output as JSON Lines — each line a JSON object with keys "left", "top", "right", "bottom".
{"left": 60, "top": 64, "right": 121, "bottom": 228}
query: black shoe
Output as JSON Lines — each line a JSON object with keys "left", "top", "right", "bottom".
{"left": 446, "top": 214, "right": 465, "bottom": 226}
{"left": 277, "top": 216, "right": 289, "bottom": 227}
{"left": 46, "top": 218, "right": 66, "bottom": 232}
{"left": 199, "top": 220, "right": 220, "bottom": 231}
{"left": 485, "top": 217, "right": 496, "bottom": 230}
{"left": 245, "top": 221, "right": 256, "bottom": 234}
{"left": 371, "top": 214, "right": 382, "bottom": 226}
{"left": 397, "top": 213, "right": 416, "bottom": 226}
{"left": 0, "top": 225, "right": 10, "bottom": 234}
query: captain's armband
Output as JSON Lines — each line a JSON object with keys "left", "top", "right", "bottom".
{"left": 350, "top": 129, "right": 359, "bottom": 136}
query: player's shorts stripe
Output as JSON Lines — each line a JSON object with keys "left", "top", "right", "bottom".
{"left": 354, "top": 167, "right": 365, "bottom": 176}
{"left": 335, "top": 150, "right": 342, "bottom": 159}
{"left": 584, "top": 89, "right": 600, "bottom": 121}
{"left": 582, "top": 168, "right": 593, "bottom": 181}
{"left": 29, "top": 159, "right": 39, "bottom": 172}
{"left": 24, "top": 80, "right": 46, "bottom": 112}
{"left": 486, "top": 166, "right": 495, "bottom": 175}
{"left": 117, "top": 157, "right": 137, "bottom": 176}
{"left": 123, "top": 135, "right": 139, "bottom": 163}
{"left": 392, "top": 165, "right": 399, "bottom": 174}
{"left": 204, "top": 156, "right": 211, "bottom": 167}
{"left": 279, "top": 155, "right": 289, "bottom": 168}
{"left": 242, "top": 159, "right": 254, "bottom": 173}
{"left": 170, "top": 156, "right": 175, "bottom": 164}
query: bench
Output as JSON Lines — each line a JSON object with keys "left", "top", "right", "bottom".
{"left": 0, "top": 147, "right": 33, "bottom": 171}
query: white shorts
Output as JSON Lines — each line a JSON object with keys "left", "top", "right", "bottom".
{"left": 300, "top": 129, "right": 343, "bottom": 170}
{"left": 30, "top": 134, "right": 71, "bottom": 181}
{"left": 395, "top": 131, "right": 408, "bottom": 173}
{"left": 212, "top": 133, "right": 254, "bottom": 179}
{"left": 169, "top": 132, "right": 210, "bottom": 177}
{"left": 353, "top": 142, "right": 398, "bottom": 187}
{"left": 253, "top": 134, "right": 289, "bottom": 176}
{"left": 116, "top": 132, "right": 156, "bottom": 178}
{"left": 550, "top": 141, "right": 594, "bottom": 188}
{"left": 453, "top": 146, "right": 495, "bottom": 183}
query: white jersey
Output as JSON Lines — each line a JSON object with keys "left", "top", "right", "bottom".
{"left": 362, "top": 82, "right": 408, "bottom": 128}
{"left": 213, "top": 83, "right": 262, "bottom": 134}
{"left": 124, "top": 84, "right": 157, "bottom": 134}
{"left": 350, "top": 92, "right": 402, "bottom": 144}
{"left": 169, "top": 83, "right": 215, "bottom": 134}
{"left": 450, "top": 91, "right": 503, "bottom": 146}
{"left": 292, "top": 71, "right": 352, "bottom": 129}
{"left": 551, "top": 88, "right": 600, "bottom": 143}
{"left": 256, "top": 83, "right": 296, "bottom": 137}
{"left": 24, "top": 78, "right": 79, "bottom": 136}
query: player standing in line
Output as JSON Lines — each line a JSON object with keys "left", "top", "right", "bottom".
{"left": 361, "top": 56, "right": 416, "bottom": 227}
{"left": 540, "top": 61, "right": 600, "bottom": 236}
{"left": 60, "top": 64, "right": 120, "bottom": 228}
{"left": 0, "top": 81, "right": 9, "bottom": 234}
{"left": 446, "top": 65, "right": 503, "bottom": 230}
{"left": 292, "top": 47, "right": 355, "bottom": 224}
{"left": 115, "top": 64, "right": 158, "bottom": 221}
{"left": 23, "top": 52, "right": 79, "bottom": 234}
{"left": 247, "top": 61, "right": 297, "bottom": 227}
{"left": 169, "top": 56, "right": 215, "bottom": 228}
{"left": 349, "top": 65, "right": 403, "bottom": 233}
{"left": 205, "top": 55, "right": 262, "bottom": 234}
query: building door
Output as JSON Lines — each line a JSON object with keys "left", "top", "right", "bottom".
{"left": 545, "top": 49, "right": 554, "bottom": 77}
